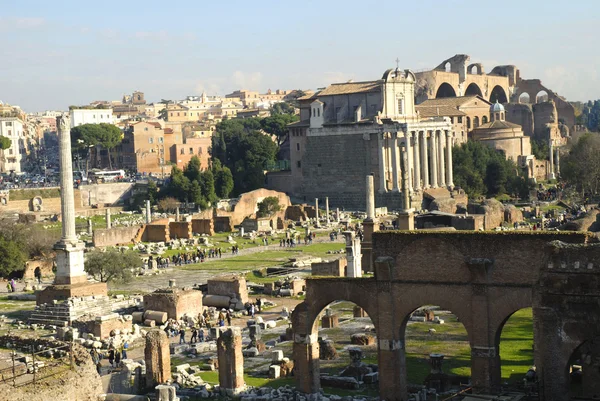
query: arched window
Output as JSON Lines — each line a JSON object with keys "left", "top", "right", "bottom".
{"left": 397, "top": 98, "right": 405, "bottom": 115}
{"left": 474, "top": 116, "right": 480, "bottom": 128}
{"left": 482, "top": 116, "right": 488, "bottom": 124}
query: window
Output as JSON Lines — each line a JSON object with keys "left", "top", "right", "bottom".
{"left": 158, "top": 137, "right": 164, "bottom": 143}
{"left": 317, "top": 108, "right": 320, "bottom": 117}
{"left": 296, "top": 143, "right": 300, "bottom": 151}
{"left": 93, "top": 114, "right": 96, "bottom": 119}
{"left": 180, "top": 148, "right": 185, "bottom": 155}
{"left": 177, "top": 113, "right": 180, "bottom": 116}
{"left": 9, "top": 149, "right": 12, "bottom": 155}
{"left": 198, "top": 147, "right": 202, "bottom": 154}
{"left": 144, "top": 127, "right": 148, "bottom": 131}
{"left": 7, "top": 130, "right": 11, "bottom": 136}
{"left": 458, "top": 116, "right": 463, "bottom": 123}
{"left": 100, "top": 115, "right": 103, "bottom": 119}
{"left": 149, "top": 137, "right": 154, "bottom": 144}
{"left": 5, "top": 122, "right": 12, "bottom": 127}
{"left": 189, "top": 148, "right": 193, "bottom": 154}
{"left": 312, "top": 108, "right": 315, "bottom": 117}
{"left": 397, "top": 98, "right": 405, "bottom": 115}
{"left": 482, "top": 116, "right": 488, "bottom": 124}
{"left": 297, "top": 161, "right": 301, "bottom": 168}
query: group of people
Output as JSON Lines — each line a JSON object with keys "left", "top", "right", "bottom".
{"left": 5, "top": 279, "right": 16, "bottom": 293}
{"left": 89, "top": 335, "right": 129, "bottom": 374}
{"left": 165, "top": 308, "right": 235, "bottom": 345}
{"left": 245, "top": 298, "right": 262, "bottom": 318}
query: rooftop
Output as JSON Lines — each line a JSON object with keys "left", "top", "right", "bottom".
{"left": 316, "top": 80, "right": 382, "bottom": 96}
{"left": 416, "top": 95, "right": 490, "bottom": 108}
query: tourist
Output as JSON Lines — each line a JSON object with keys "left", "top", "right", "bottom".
{"left": 199, "top": 328, "right": 205, "bottom": 342}
{"left": 190, "top": 327, "right": 198, "bottom": 343}
{"left": 34, "top": 267, "right": 42, "bottom": 284}
{"left": 115, "top": 344, "right": 122, "bottom": 366}
{"left": 90, "top": 348, "right": 101, "bottom": 374}
{"left": 179, "top": 327, "right": 186, "bottom": 344}
{"left": 256, "top": 298, "right": 262, "bottom": 313}
{"left": 250, "top": 303, "right": 255, "bottom": 318}
{"left": 108, "top": 347, "right": 115, "bottom": 367}
{"left": 10, "top": 279, "right": 16, "bottom": 293}
{"left": 6, "top": 282, "right": 11, "bottom": 293}
{"left": 122, "top": 340, "right": 129, "bottom": 360}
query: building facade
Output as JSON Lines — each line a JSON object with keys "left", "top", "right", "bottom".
{"left": 285, "top": 68, "right": 455, "bottom": 210}
{"left": 70, "top": 108, "right": 115, "bottom": 127}
{"left": 0, "top": 117, "right": 25, "bottom": 173}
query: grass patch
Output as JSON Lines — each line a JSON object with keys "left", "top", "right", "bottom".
{"left": 9, "top": 188, "right": 60, "bottom": 200}
{"left": 499, "top": 308, "right": 534, "bottom": 384}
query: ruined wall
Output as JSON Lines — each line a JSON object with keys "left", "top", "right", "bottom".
{"left": 0, "top": 189, "right": 82, "bottom": 214}
{"left": 191, "top": 218, "right": 214, "bottom": 235}
{"left": 214, "top": 216, "right": 233, "bottom": 232}
{"left": 169, "top": 221, "right": 192, "bottom": 239}
{"left": 514, "top": 78, "right": 576, "bottom": 130}
{"left": 74, "top": 316, "right": 133, "bottom": 339}
{"left": 533, "top": 101, "right": 562, "bottom": 142}
{"left": 505, "top": 103, "right": 534, "bottom": 137}
{"left": 142, "top": 223, "right": 170, "bottom": 242}
{"left": 265, "top": 171, "right": 294, "bottom": 194}
{"left": 143, "top": 289, "right": 203, "bottom": 320}
{"left": 450, "top": 214, "right": 484, "bottom": 230}
{"left": 311, "top": 258, "right": 347, "bottom": 276}
{"left": 93, "top": 225, "right": 142, "bottom": 247}
{"left": 23, "top": 258, "right": 54, "bottom": 280}
{"left": 79, "top": 182, "right": 136, "bottom": 207}
{"left": 285, "top": 205, "right": 309, "bottom": 221}
{"left": 207, "top": 276, "right": 248, "bottom": 304}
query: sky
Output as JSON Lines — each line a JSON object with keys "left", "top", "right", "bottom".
{"left": 1, "top": 0, "right": 599, "bottom": 112}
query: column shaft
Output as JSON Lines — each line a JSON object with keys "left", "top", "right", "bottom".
{"left": 413, "top": 131, "right": 421, "bottom": 191}
{"left": 391, "top": 133, "right": 400, "bottom": 192}
{"left": 57, "top": 117, "right": 77, "bottom": 242}
{"left": 439, "top": 130, "right": 446, "bottom": 187}
{"left": 430, "top": 131, "right": 438, "bottom": 188}
{"left": 405, "top": 132, "right": 413, "bottom": 194}
{"left": 378, "top": 133, "right": 387, "bottom": 192}
{"left": 446, "top": 131, "right": 454, "bottom": 188}
{"left": 421, "top": 131, "right": 429, "bottom": 188}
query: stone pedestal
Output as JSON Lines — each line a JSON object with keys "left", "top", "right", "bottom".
{"left": 397, "top": 211, "right": 415, "bottom": 231}
{"left": 156, "top": 384, "right": 178, "bottom": 401}
{"left": 145, "top": 330, "right": 172, "bottom": 388}
{"left": 321, "top": 315, "right": 339, "bottom": 329}
{"left": 344, "top": 231, "right": 362, "bottom": 278}
{"left": 146, "top": 200, "right": 152, "bottom": 224}
{"left": 36, "top": 282, "right": 108, "bottom": 305}
{"left": 54, "top": 241, "right": 87, "bottom": 285}
{"left": 217, "top": 328, "right": 245, "bottom": 395}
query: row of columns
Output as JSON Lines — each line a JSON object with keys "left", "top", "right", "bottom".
{"left": 378, "top": 130, "right": 454, "bottom": 194}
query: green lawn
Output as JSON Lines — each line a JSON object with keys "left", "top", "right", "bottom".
{"left": 498, "top": 308, "right": 534, "bottom": 384}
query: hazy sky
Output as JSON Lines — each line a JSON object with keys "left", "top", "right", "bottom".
{"left": 1, "top": 0, "right": 598, "bottom": 112}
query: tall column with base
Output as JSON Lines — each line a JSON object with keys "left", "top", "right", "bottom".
{"left": 106, "top": 208, "right": 112, "bottom": 229}
{"left": 413, "top": 131, "right": 421, "bottom": 191}
{"left": 325, "top": 197, "right": 330, "bottom": 225}
{"left": 54, "top": 116, "right": 87, "bottom": 285}
{"left": 548, "top": 141, "right": 556, "bottom": 180}
{"left": 315, "top": 198, "right": 320, "bottom": 227}
{"left": 555, "top": 147, "right": 560, "bottom": 177}
{"left": 146, "top": 200, "right": 152, "bottom": 224}
{"left": 421, "top": 131, "right": 429, "bottom": 188}
{"left": 405, "top": 131, "right": 413, "bottom": 194}
{"left": 446, "top": 131, "right": 454, "bottom": 189}
{"left": 378, "top": 132, "right": 387, "bottom": 193}
{"left": 361, "top": 175, "right": 378, "bottom": 273}
{"left": 391, "top": 132, "right": 400, "bottom": 192}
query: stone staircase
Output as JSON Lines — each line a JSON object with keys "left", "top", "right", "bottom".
{"left": 29, "top": 295, "right": 142, "bottom": 326}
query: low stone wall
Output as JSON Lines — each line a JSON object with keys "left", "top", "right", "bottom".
{"left": 285, "top": 205, "right": 309, "bottom": 221}
{"left": 143, "top": 223, "right": 170, "bottom": 242}
{"left": 79, "top": 182, "right": 136, "bottom": 207}
{"left": 93, "top": 225, "right": 142, "bottom": 247}
{"left": 311, "top": 258, "right": 347, "bottom": 277}
{"left": 74, "top": 315, "right": 133, "bottom": 339}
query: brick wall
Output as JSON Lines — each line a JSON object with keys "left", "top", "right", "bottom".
{"left": 169, "top": 221, "right": 192, "bottom": 239}
{"left": 143, "top": 223, "right": 170, "bottom": 242}
{"left": 311, "top": 258, "right": 347, "bottom": 276}
{"left": 191, "top": 218, "right": 214, "bottom": 235}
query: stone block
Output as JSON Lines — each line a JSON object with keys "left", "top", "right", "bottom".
{"left": 144, "top": 319, "right": 156, "bottom": 327}
{"left": 364, "top": 372, "right": 379, "bottom": 384}
{"left": 242, "top": 347, "right": 259, "bottom": 357}
{"left": 155, "top": 384, "right": 177, "bottom": 401}
{"left": 321, "top": 315, "right": 339, "bottom": 328}
{"left": 350, "top": 333, "right": 376, "bottom": 346}
{"left": 353, "top": 306, "right": 367, "bottom": 318}
{"left": 265, "top": 320, "right": 276, "bottom": 329}
{"left": 269, "top": 365, "right": 281, "bottom": 379}
{"left": 272, "top": 350, "right": 284, "bottom": 362}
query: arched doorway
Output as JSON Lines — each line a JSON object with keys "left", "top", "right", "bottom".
{"left": 465, "top": 83, "right": 483, "bottom": 97}
{"left": 495, "top": 308, "right": 535, "bottom": 390}
{"left": 299, "top": 299, "right": 380, "bottom": 398}
{"left": 402, "top": 305, "right": 472, "bottom": 394}
{"left": 474, "top": 116, "right": 480, "bottom": 128}
{"left": 490, "top": 86, "right": 508, "bottom": 103}
{"left": 436, "top": 83, "right": 457, "bottom": 98}
{"left": 536, "top": 90, "right": 549, "bottom": 103}
{"left": 518, "top": 92, "right": 531, "bottom": 104}
{"left": 568, "top": 337, "right": 600, "bottom": 399}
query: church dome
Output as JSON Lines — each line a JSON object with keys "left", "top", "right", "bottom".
{"left": 490, "top": 100, "right": 505, "bottom": 113}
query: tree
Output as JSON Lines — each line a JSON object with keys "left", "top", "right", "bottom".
{"left": 158, "top": 108, "right": 168, "bottom": 121}
{"left": 84, "top": 248, "right": 141, "bottom": 283}
{"left": 531, "top": 138, "right": 549, "bottom": 160}
{"left": 484, "top": 159, "right": 508, "bottom": 196}
{"left": 71, "top": 123, "right": 123, "bottom": 169}
{"left": 256, "top": 196, "right": 282, "bottom": 218}
{"left": 213, "top": 159, "right": 234, "bottom": 198}
{"left": 261, "top": 113, "right": 299, "bottom": 146}
{"left": 270, "top": 102, "right": 296, "bottom": 116}
{"left": 0, "top": 136, "right": 11, "bottom": 150}
{"left": 183, "top": 156, "right": 202, "bottom": 183}
{"left": 97, "top": 123, "right": 122, "bottom": 169}
{"left": 562, "top": 133, "right": 600, "bottom": 196}
{"left": 157, "top": 197, "right": 179, "bottom": 213}
{"left": 147, "top": 180, "right": 158, "bottom": 205}
{"left": 0, "top": 236, "right": 26, "bottom": 277}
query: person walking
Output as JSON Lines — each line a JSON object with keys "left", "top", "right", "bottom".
{"left": 34, "top": 267, "right": 42, "bottom": 284}
{"left": 226, "top": 310, "right": 232, "bottom": 326}
{"left": 190, "top": 327, "right": 198, "bottom": 343}
{"left": 10, "top": 279, "right": 16, "bottom": 293}
{"left": 122, "top": 341, "right": 129, "bottom": 360}
{"left": 179, "top": 327, "right": 186, "bottom": 344}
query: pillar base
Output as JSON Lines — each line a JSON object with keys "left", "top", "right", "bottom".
{"left": 397, "top": 211, "right": 415, "bottom": 231}
{"left": 36, "top": 281, "right": 108, "bottom": 305}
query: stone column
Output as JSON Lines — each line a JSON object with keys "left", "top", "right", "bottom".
{"left": 446, "top": 131, "right": 454, "bottom": 188}
{"left": 146, "top": 200, "right": 152, "bottom": 224}
{"left": 145, "top": 330, "right": 171, "bottom": 388}
{"left": 57, "top": 116, "right": 77, "bottom": 243}
{"left": 336, "top": 207, "right": 340, "bottom": 223}
{"left": 439, "top": 130, "right": 446, "bottom": 187}
{"left": 217, "top": 328, "right": 245, "bottom": 396}
{"left": 378, "top": 132, "right": 387, "bottom": 192}
{"left": 548, "top": 141, "right": 556, "bottom": 180}
{"left": 555, "top": 147, "right": 560, "bottom": 176}
{"left": 421, "top": 131, "right": 429, "bottom": 188}
{"left": 401, "top": 144, "right": 411, "bottom": 211}
{"left": 176, "top": 207, "right": 180, "bottom": 222}
{"left": 391, "top": 132, "right": 400, "bottom": 192}
{"left": 87, "top": 219, "right": 93, "bottom": 236}
{"left": 430, "top": 131, "right": 438, "bottom": 188}
{"left": 413, "top": 131, "right": 421, "bottom": 191}
{"left": 106, "top": 208, "right": 111, "bottom": 229}
{"left": 405, "top": 131, "right": 413, "bottom": 194}
{"left": 325, "top": 197, "right": 330, "bottom": 225}
{"left": 366, "top": 175, "right": 375, "bottom": 220}
{"left": 343, "top": 231, "right": 362, "bottom": 277}
{"left": 314, "top": 198, "right": 320, "bottom": 227}
{"left": 293, "top": 330, "right": 320, "bottom": 395}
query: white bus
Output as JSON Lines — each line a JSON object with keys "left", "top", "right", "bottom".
{"left": 89, "top": 169, "right": 125, "bottom": 183}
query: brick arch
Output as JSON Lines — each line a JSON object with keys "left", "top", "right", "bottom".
{"left": 435, "top": 82, "right": 457, "bottom": 98}
{"left": 491, "top": 289, "right": 533, "bottom": 346}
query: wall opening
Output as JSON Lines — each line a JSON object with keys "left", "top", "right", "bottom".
{"left": 536, "top": 90, "right": 549, "bottom": 103}
{"left": 444, "top": 62, "right": 451, "bottom": 73}
{"left": 568, "top": 337, "right": 600, "bottom": 399}
{"left": 435, "top": 83, "right": 457, "bottom": 99}
{"left": 518, "top": 92, "right": 531, "bottom": 104}
{"left": 312, "top": 300, "right": 379, "bottom": 397}
{"left": 490, "top": 85, "right": 508, "bottom": 104}
{"left": 495, "top": 308, "right": 535, "bottom": 390}
{"left": 402, "top": 305, "right": 471, "bottom": 393}
{"left": 465, "top": 83, "right": 483, "bottom": 97}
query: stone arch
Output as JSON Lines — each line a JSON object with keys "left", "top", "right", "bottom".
{"left": 465, "top": 83, "right": 483, "bottom": 97}
{"left": 536, "top": 90, "right": 549, "bottom": 103}
{"left": 468, "top": 63, "right": 484, "bottom": 75}
{"left": 567, "top": 336, "right": 600, "bottom": 398}
{"left": 490, "top": 85, "right": 508, "bottom": 104}
{"left": 518, "top": 92, "right": 531, "bottom": 104}
{"left": 435, "top": 82, "right": 457, "bottom": 98}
